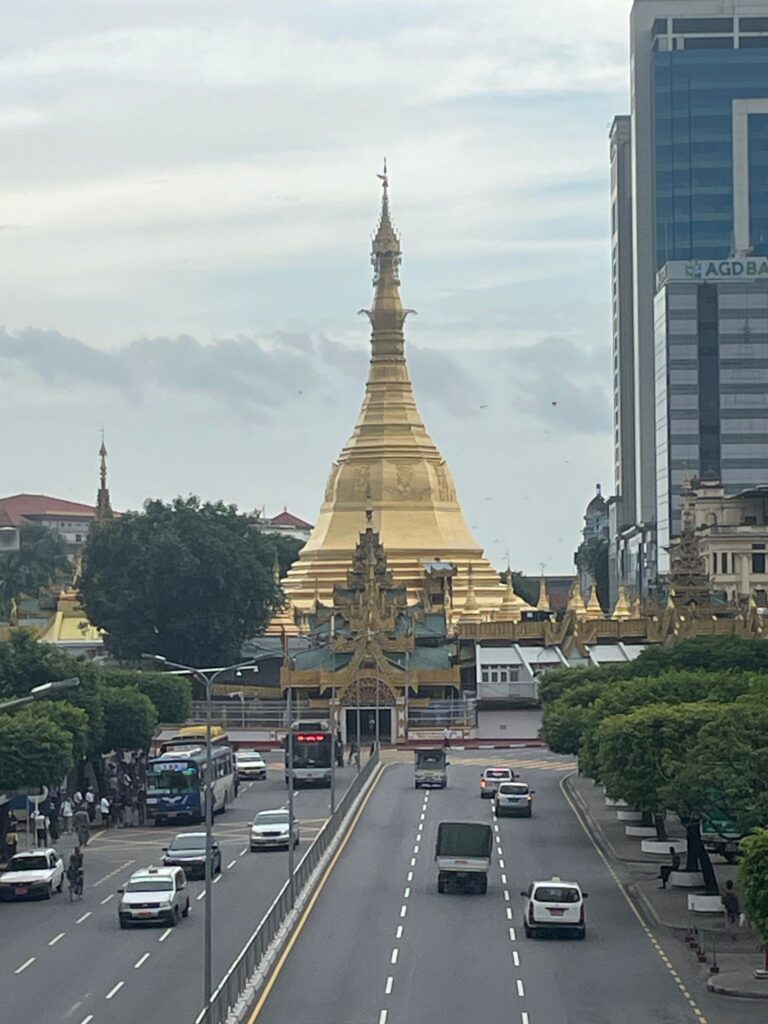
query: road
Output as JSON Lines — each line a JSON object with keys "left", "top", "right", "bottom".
{"left": 250, "top": 750, "right": 765, "bottom": 1024}
{"left": 0, "top": 756, "right": 359, "bottom": 1024}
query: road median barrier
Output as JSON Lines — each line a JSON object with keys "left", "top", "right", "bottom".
{"left": 193, "top": 751, "right": 384, "bottom": 1024}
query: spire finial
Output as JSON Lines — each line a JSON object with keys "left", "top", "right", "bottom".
{"left": 95, "top": 430, "right": 112, "bottom": 522}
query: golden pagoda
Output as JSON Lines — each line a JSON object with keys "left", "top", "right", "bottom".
{"left": 277, "top": 166, "right": 504, "bottom": 621}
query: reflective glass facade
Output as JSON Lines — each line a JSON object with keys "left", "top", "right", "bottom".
{"left": 654, "top": 267, "right": 768, "bottom": 570}
{"left": 654, "top": 48, "right": 768, "bottom": 269}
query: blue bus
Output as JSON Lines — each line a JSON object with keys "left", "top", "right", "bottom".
{"left": 145, "top": 746, "right": 235, "bottom": 825}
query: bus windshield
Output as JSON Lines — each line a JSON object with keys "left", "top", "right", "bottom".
{"left": 147, "top": 761, "right": 198, "bottom": 794}
{"left": 291, "top": 735, "right": 331, "bottom": 768}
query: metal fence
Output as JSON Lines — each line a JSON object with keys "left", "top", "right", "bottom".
{"left": 194, "top": 751, "right": 381, "bottom": 1024}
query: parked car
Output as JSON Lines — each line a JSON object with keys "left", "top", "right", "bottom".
{"left": 521, "top": 877, "right": 587, "bottom": 939}
{"left": 495, "top": 781, "right": 534, "bottom": 817}
{"left": 0, "top": 849, "right": 64, "bottom": 901}
{"left": 118, "top": 865, "right": 190, "bottom": 928}
{"left": 479, "top": 767, "right": 516, "bottom": 798}
{"left": 235, "top": 750, "right": 267, "bottom": 780}
{"left": 250, "top": 809, "right": 299, "bottom": 850}
{"left": 162, "top": 832, "right": 222, "bottom": 878}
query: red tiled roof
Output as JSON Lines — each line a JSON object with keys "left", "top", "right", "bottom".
{"left": 0, "top": 494, "right": 98, "bottom": 526}
{"left": 0, "top": 507, "right": 16, "bottom": 528}
{"left": 266, "top": 509, "right": 314, "bottom": 530}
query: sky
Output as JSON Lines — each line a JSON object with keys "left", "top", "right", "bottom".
{"left": 0, "top": 0, "right": 632, "bottom": 574}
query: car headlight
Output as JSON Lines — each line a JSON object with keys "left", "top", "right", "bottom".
{"left": 158, "top": 901, "right": 172, "bottom": 910}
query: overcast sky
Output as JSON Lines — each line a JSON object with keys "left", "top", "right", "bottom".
{"left": 0, "top": 0, "right": 631, "bottom": 574}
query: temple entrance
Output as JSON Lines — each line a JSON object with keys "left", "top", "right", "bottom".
{"left": 346, "top": 707, "right": 393, "bottom": 745}
{"left": 340, "top": 676, "right": 396, "bottom": 745}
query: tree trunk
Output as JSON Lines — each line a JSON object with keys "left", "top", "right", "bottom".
{"left": 685, "top": 820, "right": 719, "bottom": 894}
{"left": 654, "top": 814, "right": 668, "bottom": 841}
{"left": 641, "top": 810, "right": 654, "bottom": 828}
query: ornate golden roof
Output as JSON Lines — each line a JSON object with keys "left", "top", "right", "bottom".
{"left": 584, "top": 584, "right": 603, "bottom": 621}
{"left": 611, "top": 584, "right": 632, "bottom": 621}
{"left": 276, "top": 167, "right": 504, "bottom": 620}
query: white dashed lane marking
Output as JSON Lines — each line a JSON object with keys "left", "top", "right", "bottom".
{"left": 385, "top": 976, "right": 394, "bottom": 994}
{"left": 100, "top": 893, "right": 114, "bottom": 905}
{"left": 396, "top": 924, "right": 403, "bottom": 939}
{"left": 512, "top": 950, "right": 520, "bottom": 967}
{"left": 158, "top": 928, "right": 172, "bottom": 942}
{"left": 14, "top": 957, "right": 35, "bottom": 975}
{"left": 390, "top": 948, "right": 398, "bottom": 964}
{"left": 76, "top": 911, "right": 91, "bottom": 924}
{"left": 106, "top": 981, "right": 124, "bottom": 999}
{"left": 134, "top": 953, "right": 150, "bottom": 969}
{"left": 516, "top": 979, "right": 525, "bottom": 997}
{"left": 48, "top": 932, "right": 65, "bottom": 946}
{"left": 227, "top": 860, "right": 236, "bottom": 869}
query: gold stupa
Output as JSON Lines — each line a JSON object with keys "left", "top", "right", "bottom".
{"left": 278, "top": 167, "right": 504, "bottom": 621}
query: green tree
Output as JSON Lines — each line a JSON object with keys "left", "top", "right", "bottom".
{"left": 101, "top": 687, "right": 158, "bottom": 753}
{"left": 269, "top": 534, "right": 304, "bottom": 578}
{"left": 79, "top": 496, "right": 284, "bottom": 665}
{"left": 0, "top": 524, "right": 71, "bottom": 611}
{"left": 575, "top": 535, "right": 609, "bottom": 609}
{"left": 103, "top": 669, "right": 192, "bottom": 723}
{"left": 17, "top": 700, "right": 90, "bottom": 764}
{"left": 0, "top": 713, "right": 73, "bottom": 791}
{"left": 739, "top": 829, "right": 768, "bottom": 971}
{"left": 597, "top": 702, "right": 722, "bottom": 840}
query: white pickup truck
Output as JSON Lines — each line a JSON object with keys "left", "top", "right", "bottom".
{"left": 435, "top": 821, "right": 493, "bottom": 894}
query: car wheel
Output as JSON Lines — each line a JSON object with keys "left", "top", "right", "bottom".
{"left": 523, "top": 923, "right": 531, "bottom": 938}
{"left": 56, "top": 876, "right": 64, "bottom": 893}
{"left": 575, "top": 926, "right": 586, "bottom": 940}
{"left": 414, "top": 782, "right": 420, "bottom": 789}
{"left": 44, "top": 883, "right": 53, "bottom": 900}
{"left": 170, "top": 906, "right": 180, "bottom": 927}
{"left": 525, "top": 810, "right": 532, "bottom": 818}
{"left": 437, "top": 877, "right": 445, "bottom": 894}
{"left": 216, "top": 856, "right": 222, "bottom": 874}
{"left": 182, "top": 899, "right": 190, "bottom": 918}
{"left": 119, "top": 917, "right": 129, "bottom": 929}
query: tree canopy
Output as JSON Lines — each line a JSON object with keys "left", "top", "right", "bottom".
{"left": 739, "top": 829, "right": 768, "bottom": 953}
{"left": 80, "top": 496, "right": 287, "bottom": 665}
{"left": 0, "top": 523, "right": 71, "bottom": 615}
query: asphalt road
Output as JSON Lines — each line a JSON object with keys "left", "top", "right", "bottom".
{"left": 0, "top": 756, "right": 358, "bottom": 1024}
{"left": 251, "top": 750, "right": 766, "bottom": 1024}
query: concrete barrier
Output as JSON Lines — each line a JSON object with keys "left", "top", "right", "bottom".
{"left": 625, "top": 825, "right": 658, "bottom": 838}
{"left": 641, "top": 839, "right": 687, "bottom": 856}
{"left": 670, "top": 870, "right": 703, "bottom": 888}
{"left": 687, "top": 894, "right": 723, "bottom": 914}
{"left": 616, "top": 809, "right": 643, "bottom": 822}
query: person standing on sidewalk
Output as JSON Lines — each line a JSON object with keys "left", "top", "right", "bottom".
{"left": 100, "top": 795, "right": 111, "bottom": 828}
{"left": 722, "top": 880, "right": 741, "bottom": 940}
{"left": 85, "top": 786, "right": 96, "bottom": 822}
{"left": 4, "top": 816, "right": 18, "bottom": 863}
{"left": 61, "top": 797, "right": 74, "bottom": 834}
{"left": 34, "top": 810, "right": 49, "bottom": 847}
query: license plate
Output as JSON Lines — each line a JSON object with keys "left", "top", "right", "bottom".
{"left": 549, "top": 908, "right": 565, "bottom": 916}
{"left": 15, "top": 887, "right": 28, "bottom": 896}
{"left": 137, "top": 911, "right": 154, "bottom": 918}
{"left": 166, "top": 812, "right": 177, "bottom": 818}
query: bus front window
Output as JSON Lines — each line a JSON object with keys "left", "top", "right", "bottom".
{"left": 147, "top": 766, "right": 198, "bottom": 794}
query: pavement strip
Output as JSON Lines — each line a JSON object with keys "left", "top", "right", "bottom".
{"left": 158, "top": 927, "right": 173, "bottom": 942}
{"left": 76, "top": 911, "right": 92, "bottom": 924}
{"left": 105, "top": 980, "right": 124, "bottom": 1000}
{"left": 92, "top": 859, "right": 135, "bottom": 887}
{"left": 48, "top": 932, "right": 66, "bottom": 946}
{"left": 14, "top": 957, "right": 35, "bottom": 975}
{"left": 134, "top": 953, "right": 150, "bottom": 969}
{"left": 494, "top": 802, "right": 529, "bottom": 1020}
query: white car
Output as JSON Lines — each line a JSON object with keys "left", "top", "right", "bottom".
{"left": 495, "top": 781, "right": 534, "bottom": 817}
{"left": 250, "top": 809, "right": 299, "bottom": 850}
{"left": 521, "top": 877, "right": 587, "bottom": 939}
{"left": 118, "top": 865, "right": 190, "bottom": 928}
{"left": 235, "top": 749, "right": 267, "bottom": 780}
{"left": 0, "top": 849, "right": 65, "bottom": 901}
{"left": 480, "top": 766, "right": 516, "bottom": 798}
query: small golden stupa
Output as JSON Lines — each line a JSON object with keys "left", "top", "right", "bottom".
{"left": 277, "top": 166, "right": 504, "bottom": 622}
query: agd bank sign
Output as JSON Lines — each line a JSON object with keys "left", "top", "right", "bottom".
{"left": 658, "top": 258, "right": 768, "bottom": 287}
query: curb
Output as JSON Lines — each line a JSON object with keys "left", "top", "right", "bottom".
{"left": 706, "top": 977, "right": 768, "bottom": 1000}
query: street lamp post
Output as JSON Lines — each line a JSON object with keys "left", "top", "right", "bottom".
{"left": 286, "top": 682, "right": 295, "bottom": 903}
{"left": 355, "top": 672, "right": 361, "bottom": 773}
{"left": 143, "top": 655, "right": 254, "bottom": 1022}
{"left": 0, "top": 676, "right": 80, "bottom": 712}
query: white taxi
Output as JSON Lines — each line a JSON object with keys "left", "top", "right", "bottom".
{"left": 235, "top": 749, "right": 267, "bottom": 780}
{"left": 479, "top": 766, "right": 515, "bottom": 798}
{"left": 0, "top": 849, "right": 64, "bottom": 901}
{"left": 521, "top": 877, "right": 587, "bottom": 939}
{"left": 117, "top": 865, "right": 190, "bottom": 928}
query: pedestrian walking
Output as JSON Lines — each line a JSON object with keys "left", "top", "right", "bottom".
{"left": 658, "top": 847, "right": 681, "bottom": 889}
{"left": 4, "top": 816, "right": 18, "bottom": 863}
{"left": 61, "top": 798, "right": 74, "bottom": 834}
{"left": 137, "top": 785, "right": 146, "bottom": 826}
{"left": 74, "top": 805, "right": 90, "bottom": 847}
{"left": 442, "top": 726, "right": 452, "bottom": 749}
{"left": 85, "top": 786, "right": 96, "bottom": 822}
{"left": 34, "top": 810, "right": 49, "bottom": 847}
{"left": 49, "top": 805, "right": 60, "bottom": 842}
{"left": 722, "top": 880, "right": 741, "bottom": 940}
{"left": 73, "top": 788, "right": 83, "bottom": 807}
{"left": 100, "top": 795, "right": 111, "bottom": 828}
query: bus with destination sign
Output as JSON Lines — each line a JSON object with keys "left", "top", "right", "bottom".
{"left": 284, "top": 720, "right": 333, "bottom": 788}
{"left": 145, "top": 745, "right": 235, "bottom": 825}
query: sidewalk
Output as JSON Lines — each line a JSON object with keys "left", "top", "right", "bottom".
{"left": 565, "top": 773, "right": 768, "bottom": 1001}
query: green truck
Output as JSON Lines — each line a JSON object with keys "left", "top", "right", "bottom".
{"left": 435, "top": 821, "right": 493, "bottom": 894}
{"left": 414, "top": 748, "right": 448, "bottom": 789}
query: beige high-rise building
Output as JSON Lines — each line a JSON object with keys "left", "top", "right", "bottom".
{"left": 276, "top": 170, "right": 505, "bottom": 625}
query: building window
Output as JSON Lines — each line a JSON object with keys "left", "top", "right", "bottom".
{"left": 75, "top": 534, "right": 82, "bottom": 543}
{"left": 653, "top": 17, "right": 668, "bottom": 35}
{"left": 672, "top": 17, "right": 733, "bottom": 33}
{"left": 721, "top": 552, "right": 728, "bottom": 574}
{"left": 480, "top": 665, "right": 519, "bottom": 684}
{"left": 741, "top": 17, "right": 768, "bottom": 32}
{"left": 753, "top": 545, "right": 767, "bottom": 574}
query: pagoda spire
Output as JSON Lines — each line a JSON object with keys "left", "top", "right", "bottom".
{"left": 95, "top": 431, "right": 112, "bottom": 521}
{"left": 359, "top": 160, "right": 414, "bottom": 367}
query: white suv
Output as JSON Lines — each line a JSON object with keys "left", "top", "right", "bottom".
{"left": 118, "top": 866, "right": 190, "bottom": 928}
{"left": 521, "top": 877, "right": 587, "bottom": 939}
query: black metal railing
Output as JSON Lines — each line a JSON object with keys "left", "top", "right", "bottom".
{"left": 194, "top": 751, "right": 381, "bottom": 1024}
